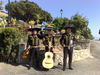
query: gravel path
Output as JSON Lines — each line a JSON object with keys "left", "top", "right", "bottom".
{"left": 0, "top": 40, "right": 100, "bottom": 75}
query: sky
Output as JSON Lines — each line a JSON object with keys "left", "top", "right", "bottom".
{"left": 1, "top": 0, "right": 100, "bottom": 39}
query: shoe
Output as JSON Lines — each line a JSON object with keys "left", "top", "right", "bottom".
{"left": 27, "top": 65, "right": 32, "bottom": 70}
{"left": 62, "top": 68, "right": 66, "bottom": 71}
{"left": 27, "top": 66, "right": 31, "bottom": 70}
{"left": 69, "top": 67, "right": 73, "bottom": 70}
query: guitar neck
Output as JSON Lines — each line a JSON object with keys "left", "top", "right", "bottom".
{"left": 48, "top": 42, "right": 52, "bottom": 52}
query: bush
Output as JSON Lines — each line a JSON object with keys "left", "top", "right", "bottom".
{"left": 0, "top": 27, "right": 22, "bottom": 62}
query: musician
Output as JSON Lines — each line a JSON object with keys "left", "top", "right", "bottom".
{"left": 26, "top": 27, "right": 41, "bottom": 69}
{"left": 43, "top": 26, "right": 55, "bottom": 52}
{"left": 60, "top": 26, "right": 76, "bottom": 71}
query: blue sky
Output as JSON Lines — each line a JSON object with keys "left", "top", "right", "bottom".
{"left": 1, "top": 0, "right": 100, "bottom": 39}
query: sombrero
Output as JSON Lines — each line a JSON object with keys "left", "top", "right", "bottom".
{"left": 28, "top": 27, "right": 41, "bottom": 32}
{"left": 44, "top": 24, "right": 53, "bottom": 30}
{"left": 44, "top": 27, "right": 53, "bottom": 30}
{"left": 64, "top": 26, "right": 76, "bottom": 33}
{"left": 28, "top": 24, "right": 41, "bottom": 32}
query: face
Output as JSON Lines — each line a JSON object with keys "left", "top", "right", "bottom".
{"left": 46, "top": 30, "right": 51, "bottom": 34}
{"left": 32, "top": 30, "right": 38, "bottom": 34}
{"left": 65, "top": 28, "right": 72, "bottom": 33}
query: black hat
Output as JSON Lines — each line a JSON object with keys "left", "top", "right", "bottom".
{"left": 64, "top": 26, "right": 76, "bottom": 33}
{"left": 44, "top": 27, "right": 53, "bottom": 30}
{"left": 28, "top": 27, "right": 41, "bottom": 32}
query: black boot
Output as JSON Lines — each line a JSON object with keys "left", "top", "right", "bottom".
{"left": 69, "top": 67, "right": 73, "bottom": 70}
{"left": 62, "top": 65, "right": 66, "bottom": 71}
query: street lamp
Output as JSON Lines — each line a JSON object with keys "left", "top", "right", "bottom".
{"left": 8, "top": 0, "right": 11, "bottom": 26}
{"left": 60, "top": 9, "right": 63, "bottom": 18}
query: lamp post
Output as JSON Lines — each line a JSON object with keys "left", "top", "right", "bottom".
{"left": 60, "top": 9, "right": 63, "bottom": 18}
{"left": 8, "top": 0, "right": 11, "bottom": 26}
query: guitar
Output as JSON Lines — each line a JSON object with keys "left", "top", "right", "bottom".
{"left": 21, "top": 49, "right": 29, "bottom": 59}
{"left": 42, "top": 41, "right": 54, "bottom": 69}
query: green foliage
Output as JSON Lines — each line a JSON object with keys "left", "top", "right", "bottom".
{"left": 44, "top": 23, "right": 54, "bottom": 27}
{"left": 70, "top": 14, "right": 93, "bottom": 39}
{"left": 53, "top": 17, "right": 69, "bottom": 30}
{"left": 53, "top": 14, "right": 93, "bottom": 39}
{"left": 70, "top": 14, "right": 88, "bottom": 30}
{"left": 28, "top": 20, "right": 35, "bottom": 25}
{"left": 5, "top": 1, "right": 52, "bottom": 23}
{"left": 11, "top": 18, "right": 16, "bottom": 22}
{"left": 0, "top": 16, "right": 7, "bottom": 27}
{"left": 36, "top": 14, "right": 41, "bottom": 24}
{"left": 0, "top": 27, "right": 22, "bottom": 62}
{"left": 0, "top": 1, "right": 3, "bottom": 10}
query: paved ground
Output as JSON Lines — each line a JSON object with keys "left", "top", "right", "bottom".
{"left": 0, "top": 40, "right": 100, "bottom": 75}
{"left": 90, "top": 40, "right": 100, "bottom": 59}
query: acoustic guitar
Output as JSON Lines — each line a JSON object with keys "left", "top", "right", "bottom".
{"left": 42, "top": 42, "right": 54, "bottom": 69}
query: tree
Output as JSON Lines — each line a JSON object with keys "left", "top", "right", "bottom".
{"left": 5, "top": 1, "right": 52, "bottom": 23}
{"left": 52, "top": 14, "right": 93, "bottom": 39}
{"left": 70, "top": 13, "right": 93, "bottom": 39}
{"left": 52, "top": 17, "right": 69, "bottom": 30}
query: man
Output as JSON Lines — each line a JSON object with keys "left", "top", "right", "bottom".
{"left": 60, "top": 26, "right": 76, "bottom": 71}
{"left": 26, "top": 27, "right": 41, "bottom": 69}
{"left": 43, "top": 26, "right": 55, "bottom": 52}
{"left": 42, "top": 26, "right": 56, "bottom": 67}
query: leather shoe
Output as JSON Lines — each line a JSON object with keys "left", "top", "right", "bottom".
{"left": 62, "top": 68, "right": 66, "bottom": 71}
{"left": 69, "top": 67, "right": 73, "bottom": 70}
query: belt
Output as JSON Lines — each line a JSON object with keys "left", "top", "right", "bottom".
{"left": 63, "top": 45, "right": 73, "bottom": 47}
{"left": 30, "top": 46, "right": 39, "bottom": 48}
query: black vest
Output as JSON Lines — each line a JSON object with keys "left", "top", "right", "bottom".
{"left": 28, "top": 34, "right": 40, "bottom": 46}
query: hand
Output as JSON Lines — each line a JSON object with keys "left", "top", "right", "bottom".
{"left": 24, "top": 48, "right": 29, "bottom": 51}
{"left": 63, "top": 45, "right": 65, "bottom": 47}
{"left": 53, "top": 46, "right": 55, "bottom": 49}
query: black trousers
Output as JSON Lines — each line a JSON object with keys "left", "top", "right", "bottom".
{"left": 29, "top": 48, "right": 39, "bottom": 67}
{"left": 63, "top": 47, "right": 73, "bottom": 69}
{"left": 45, "top": 46, "right": 53, "bottom": 52}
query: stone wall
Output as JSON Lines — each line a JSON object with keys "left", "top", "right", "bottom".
{"left": 54, "top": 39, "right": 92, "bottom": 66}
{"left": 17, "top": 39, "right": 92, "bottom": 66}
{"left": 73, "top": 39, "right": 92, "bottom": 61}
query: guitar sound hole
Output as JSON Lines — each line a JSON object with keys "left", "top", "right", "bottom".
{"left": 48, "top": 55, "right": 50, "bottom": 58}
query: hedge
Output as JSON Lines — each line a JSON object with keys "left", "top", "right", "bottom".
{"left": 0, "top": 27, "right": 22, "bottom": 63}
